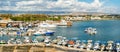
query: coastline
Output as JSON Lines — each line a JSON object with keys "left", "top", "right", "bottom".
{"left": 0, "top": 14, "right": 120, "bottom": 52}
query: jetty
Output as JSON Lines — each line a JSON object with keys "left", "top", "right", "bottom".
{"left": 0, "top": 43, "right": 103, "bottom": 52}
{"left": 0, "top": 42, "right": 107, "bottom": 52}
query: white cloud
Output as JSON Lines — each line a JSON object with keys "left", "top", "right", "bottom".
{"left": 0, "top": 0, "right": 103, "bottom": 11}
{"left": 91, "top": 0, "right": 103, "bottom": 8}
{"left": 16, "top": 0, "right": 43, "bottom": 6}
{"left": 0, "top": 0, "right": 119, "bottom": 14}
{"left": 97, "top": 6, "right": 119, "bottom": 14}
{"left": 14, "top": 0, "right": 104, "bottom": 11}
{"left": 45, "top": 0, "right": 103, "bottom": 11}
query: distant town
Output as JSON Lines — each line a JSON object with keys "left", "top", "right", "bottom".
{"left": 0, "top": 13, "right": 120, "bottom": 21}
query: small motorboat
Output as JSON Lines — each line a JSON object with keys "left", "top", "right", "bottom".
{"left": 33, "top": 28, "right": 46, "bottom": 36}
{"left": 45, "top": 30, "right": 55, "bottom": 36}
{"left": 116, "top": 43, "right": 120, "bottom": 52}
{"left": 32, "top": 39, "right": 39, "bottom": 43}
{"left": 86, "top": 43, "right": 92, "bottom": 50}
{"left": 16, "top": 39, "right": 23, "bottom": 44}
{"left": 106, "top": 41, "right": 114, "bottom": 51}
{"left": 85, "top": 27, "right": 97, "bottom": 35}
{"left": 0, "top": 40, "right": 6, "bottom": 44}
{"left": 93, "top": 42, "right": 100, "bottom": 50}
{"left": 44, "top": 37, "right": 51, "bottom": 46}
{"left": 74, "top": 40, "right": 80, "bottom": 48}
{"left": 68, "top": 40, "right": 75, "bottom": 47}
{"left": 33, "top": 31, "right": 45, "bottom": 36}
{"left": 7, "top": 38, "right": 16, "bottom": 44}
{"left": 80, "top": 42, "right": 86, "bottom": 49}
{"left": 23, "top": 36, "right": 32, "bottom": 43}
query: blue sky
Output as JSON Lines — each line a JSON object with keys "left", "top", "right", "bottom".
{"left": 0, "top": 0, "right": 120, "bottom": 14}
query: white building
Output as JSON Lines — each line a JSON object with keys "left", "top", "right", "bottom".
{"left": 91, "top": 16, "right": 101, "bottom": 20}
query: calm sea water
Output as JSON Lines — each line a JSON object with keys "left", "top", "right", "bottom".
{"left": 54, "top": 20, "right": 120, "bottom": 41}
{"left": 1, "top": 20, "right": 120, "bottom": 42}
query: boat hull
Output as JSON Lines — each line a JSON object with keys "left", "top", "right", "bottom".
{"left": 45, "top": 32, "right": 54, "bottom": 36}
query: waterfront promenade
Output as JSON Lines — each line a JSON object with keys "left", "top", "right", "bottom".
{"left": 0, "top": 43, "right": 105, "bottom": 52}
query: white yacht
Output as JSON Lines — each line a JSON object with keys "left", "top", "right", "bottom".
{"left": 39, "top": 22, "right": 57, "bottom": 28}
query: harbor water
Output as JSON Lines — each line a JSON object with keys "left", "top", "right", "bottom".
{"left": 54, "top": 20, "right": 120, "bottom": 42}
{"left": 0, "top": 20, "right": 120, "bottom": 42}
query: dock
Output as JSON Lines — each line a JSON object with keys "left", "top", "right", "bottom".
{"left": 0, "top": 43, "right": 107, "bottom": 52}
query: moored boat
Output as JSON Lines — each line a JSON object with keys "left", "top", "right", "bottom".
{"left": 45, "top": 30, "right": 55, "bottom": 36}
{"left": 85, "top": 27, "right": 97, "bottom": 35}
{"left": 39, "top": 22, "right": 57, "bottom": 28}
{"left": 0, "top": 40, "right": 6, "bottom": 44}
